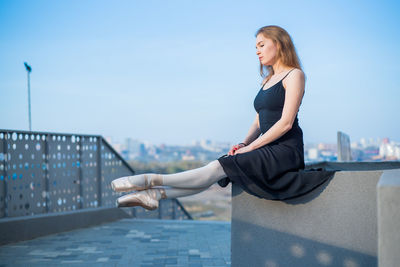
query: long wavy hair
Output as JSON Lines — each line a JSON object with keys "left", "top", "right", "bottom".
{"left": 255, "top": 25, "right": 303, "bottom": 84}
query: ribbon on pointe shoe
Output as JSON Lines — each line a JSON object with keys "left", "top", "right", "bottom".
{"left": 111, "top": 173, "right": 163, "bottom": 192}
{"left": 144, "top": 174, "right": 163, "bottom": 188}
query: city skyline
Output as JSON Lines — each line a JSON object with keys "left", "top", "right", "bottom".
{"left": 107, "top": 134, "right": 398, "bottom": 147}
{"left": 107, "top": 134, "right": 400, "bottom": 163}
{"left": 1, "top": 1, "right": 399, "bottom": 146}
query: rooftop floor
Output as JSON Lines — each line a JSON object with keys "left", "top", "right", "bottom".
{"left": 0, "top": 218, "right": 231, "bottom": 267}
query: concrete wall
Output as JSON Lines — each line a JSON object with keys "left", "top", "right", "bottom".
{"left": 231, "top": 163, "right": 400, "bottom": 267}
{"left": 0, "top": 207, "right": 132, "bottom": 246}
{"left": 377, "top": 169, "right": 400, "bottom": 267}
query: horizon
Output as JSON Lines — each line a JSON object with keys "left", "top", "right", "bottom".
{"left": 105, "top": 134, "right": 392, "bottom": 148}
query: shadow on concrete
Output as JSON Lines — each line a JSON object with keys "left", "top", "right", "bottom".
{"left": 283, "top": 174, "right": 334, "bottom": 205}
{"left": 232, "top": 218, "right": 376, "bottom": 267}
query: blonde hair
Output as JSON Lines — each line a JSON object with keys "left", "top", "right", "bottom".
{"left": 255, "top": 25, "right": 303, "bottom": 84}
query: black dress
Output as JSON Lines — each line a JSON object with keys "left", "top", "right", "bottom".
{"left": 217, "top": 69, "right": 335, "bottom": 200}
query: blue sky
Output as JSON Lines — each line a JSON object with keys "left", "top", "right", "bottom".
{"left": 0, "top": 0, "right": 399, "bottom": 146}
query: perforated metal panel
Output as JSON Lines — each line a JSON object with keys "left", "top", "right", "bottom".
{"left": 101, "top": 140, "right": 133, "bottom": 208}
{"left": 1, "top": 132, "right": 48, "bottom": 217}
{"left": 80, "top": 136, "right": 99, "bottom": 209}
{"left": 0, "top": 130, "right": 192, "bottom": 220}
{"left": 0, "top": 133, "right": 6, "bottom": 218}
{"left": 47, "top": 134, "right": 81, "bottom": 213}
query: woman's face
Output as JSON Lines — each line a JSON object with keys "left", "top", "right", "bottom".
{"left": 256, "top": 34, "right": 278, "bottom": 66}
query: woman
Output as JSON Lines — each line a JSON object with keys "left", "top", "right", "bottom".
{"left": 111, "top": 25, "right": 331, "bottom": 210}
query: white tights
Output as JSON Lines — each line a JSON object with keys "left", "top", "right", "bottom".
{"left": 162, "top": 160, "right": 227, "bottom": 189}
{"left": 139, "top": 160, "right": 228, "bottom": 200}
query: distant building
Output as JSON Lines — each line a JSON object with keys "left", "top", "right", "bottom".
{"left": 337, "top": 131, "right": 352, "bottom": 162}
{"left": 379, "top": 138, "right": 400, "bottom": 160}
{"left": 125, "top": 138, "right": 142, "bottom": 160}
{"left": 308, "top": 148, "right": 319, "bottom": 160}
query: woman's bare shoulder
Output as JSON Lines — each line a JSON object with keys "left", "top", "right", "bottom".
{"left": 289, "top": 68, "right": 305, "bottom": 78}
{"left": 283, "top": 68, "right": 305, "bottom": 87}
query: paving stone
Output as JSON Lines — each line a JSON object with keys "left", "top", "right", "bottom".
{"left": 0, "top": 218, "right": 230, "bottom": 266}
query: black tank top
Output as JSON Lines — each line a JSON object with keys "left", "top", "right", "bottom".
{"left": 253, "top": 69, "right": 303, "bottom": 147}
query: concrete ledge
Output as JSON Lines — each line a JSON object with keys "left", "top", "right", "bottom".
{"left": 231, "top": 165, "right": 393, "bottom": 266}
{"left": 377, "top": 169, "right": 400, "bottom": 267}
{"left": 307, "top": 161, "right": 400, "bottom": 171}
{"left": 0, "top": 207, "right": 132, "bottom": 246}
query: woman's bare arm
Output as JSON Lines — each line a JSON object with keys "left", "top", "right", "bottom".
{"left": 242, "top": 113, "right": 261, "bottom": 145}
{"left": 229, "top": 113, "right": 261, "bottom": 155}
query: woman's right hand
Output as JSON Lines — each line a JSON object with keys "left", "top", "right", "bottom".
{"left": 228, "top": 143, "right": 246, "bottom": 156}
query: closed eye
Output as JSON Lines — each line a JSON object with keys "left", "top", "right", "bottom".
{"left": 256, "top": 41, "right": 264, "bottom": 48}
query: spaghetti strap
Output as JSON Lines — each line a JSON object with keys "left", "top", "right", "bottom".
{"left": 261, "top": 68, "right": 297, "bottom": 89}
{"left": 281, "top": 68, "right": 296, "bottom": 80}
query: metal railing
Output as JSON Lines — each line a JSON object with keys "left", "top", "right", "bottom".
{"left": 0, "top": 129, "right": 192, "bottom": 220}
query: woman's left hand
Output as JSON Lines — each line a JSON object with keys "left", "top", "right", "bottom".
{"left": 234, "top": 145, "right": 253, "bottom": 155}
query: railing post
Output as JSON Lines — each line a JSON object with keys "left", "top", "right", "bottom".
{"left": 132, "top": 207, "right": 136, "bottom": 218}
{"left": 44, "top": 134, "right": 49, "bottom": 213}
{"left": 2, "top": 132, "right": 8, "bottom": 218}
{"left": 96, "top": 137, "right": 102, "bottom": 207}
{"left": 78, "top": 136, "right": 83, "bottom": 209}
{"left": 158, "top": 200, "right": 162, "bottom": 219}
{"left": 173, "top": 200, "right": 176, "bottom": 220}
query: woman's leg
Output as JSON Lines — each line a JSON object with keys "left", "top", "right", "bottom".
{"left": 162, "top": 160, "right": 227, "bottom": 188}
{"left": 116, "top": 186, "right": 210, "bottom": 210}
{"left": 112, "top": 160, "right": 227, "bottom": 191}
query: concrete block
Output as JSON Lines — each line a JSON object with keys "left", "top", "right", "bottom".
{"left": 377, "top": 169, "right": 400, "bottom": 267}
{"left": 231, "top": 169, "right": 383, "bottom": 267}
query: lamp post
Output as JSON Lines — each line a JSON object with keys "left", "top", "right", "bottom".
{"left": 24, "top": 62, "right": 32, "bottom": 131}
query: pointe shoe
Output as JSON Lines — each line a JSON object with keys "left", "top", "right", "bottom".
{"left": 111, "top": 174, "right": 163, "bottom": 192}
{"left": 116, "top": 190, "right": 159, "bottom": 210}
